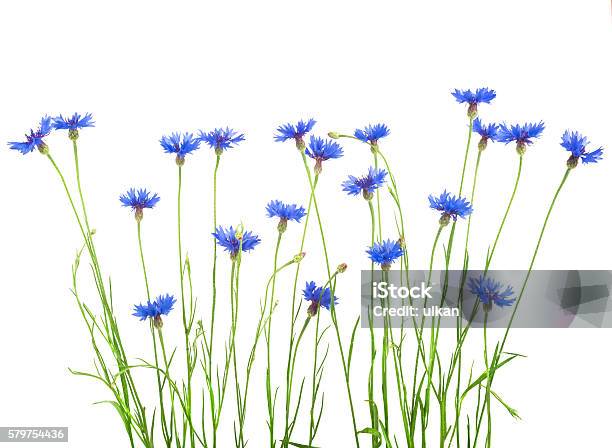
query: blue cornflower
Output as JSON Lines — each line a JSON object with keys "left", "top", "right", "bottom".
{"left": 213, "top": 225, "right": 261, "bottom": 259}
{"left": 274, "top": 118, "right": 316, "bottom": 149}
{"left": 428, "top": 191, "right": 473, "bottom": 225}
{"left": 52, "top": 113, "right": 95, "bottom": 139}
{"left": 473, "top": 118, "right": 499, "bottom": 151}
{"left": 199, "top": 127, "right": 245, "bottom": 154}
{"left": 451, "top": 87, "right": 496, "bottom": 117}
{"left": 366, "top": 239, "right": 404, "bottom": 270}
{"left": 160, "top": 132, "right": 200, "bottom": 165}
{"left": 120, "top": 188, "right": 160, "bottom": 221}
{"left": 560, "top": 130, "right": 604, "bottom": 168}
{"left": 468, "top": 276, "right": 515, "bottom": 310}
{"left": 497, "top": 122, "right": 545, "bottom": 154}
{"left": 303, "top": 281, "right": 339, "bottom": 316}
{"left": 133, "top": 293, "right": 177, "bottom": 328}
{"left": 342, "top": 167, "right": 388, "bottom": 200}
{"left": 8, "top": 116, "right": 53, "bottom": 155}
{"left": 266, "top": 200, "right": 307, "bottom": 233}
{"left": 305, "top": 135, "right": 344, "bottom": 174}
{"left": 354, "top": 123, "right": 391, "bottom": 145}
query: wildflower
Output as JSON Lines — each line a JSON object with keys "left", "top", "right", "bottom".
{"left": 8, "top": 116, "right": 53, "bottom": 155}
{"left": 451, "top": 87, "right": 496, "bottom": 118}
{"left": 468, "top": 276, "right": 515, "bottom": 312}
{"left": 120, "top": 188, "right": 160, "bottom": 222}
{"left": 366, "top": 239, "right": 404, "bottom": 270}
{"left": 213, "top": 225, "right": 261, "bottom": 260}
{"left": 560, "top": 130, "right": 604, "bottom": 169}
{"left": 305, "top": 135, "right": 344, "bottom": 174}
{"left": 274, "top": 118, "right": 316, "bottom": 150}
{"left": 497, "top": 122, "right": 545, "bottom": 155}
{"left": 337, "top": 262, "right": 348, "bottom": 273}
{"left": 52, "top": 113, "right": 95, "bottom": 140}
{"left": 428, "top": 191, "right": 473, "bottom": 226}
{"left": 266, "top": 200, "right": 307, "bottom": 233}
{"left": 473, "top": 118, "right": 498, "bottom": 151}
{"left": 199, "top": 127, "right": 245, "bottom": 155}
{"left": 342, "top": 167, "right": 388, "bottom": 200}
{"left": 160, "top": 132, "right": 200, "bottom": 165}
{"left": 354, "top": 123, "right": 391, "bottom": 148}
{"left": 133, "top": 293, "right": 176, "bottom": 329}
{"left": 303, "top": 281, "right": 339, "bottom": 316}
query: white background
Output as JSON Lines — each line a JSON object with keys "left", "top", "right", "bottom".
{"left": 1, "top": 1, "right": 611, "bottom": 447}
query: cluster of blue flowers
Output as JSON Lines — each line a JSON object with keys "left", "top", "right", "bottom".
{"left": 428, "top": 191, "right": 473, "bottom": 225}
{"left": 342, "top": 167, "right": 388, "bottom": 200}
{"left": 213, "top": 226, "right": 261, "bottom": 260}
{"left": 133, "top": 294, "right": 177, "bottom": 328}
{"left": 303, "top": 281, "right": 339, "bottom": 316}
{"left": 120, "top": 188, "right": 160, "bottom": 221}
{"left": 468, "top": 276, "right": 515, "bottom": 310}
{"left": 266, "top": 200, "right": 307, "bottom": 233}
{"left": 367, "top": 239, "right": 404, "bottom": 270}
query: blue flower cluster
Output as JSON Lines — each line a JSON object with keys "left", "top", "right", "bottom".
{"left": 120, "top": 188, "right": 160, "bottom": 221}
{"left": 468, "top": 276, "right": 515, "bottom": 310}
{"left": 53, "top": 113, "right": 95, "bottom": 133}
{"left": 213, "top": 226, "right": 261, "bottom": 259}
{"left": 428, "top": 191, "right": 473, "bottom": 225}
{"left": 366, "top": 239, "right": 404, "bottom": 270}
{"left": 305, "top": 136, "right": 344, "bottom": 174}
{"left": 452, "top": 87, "right": 496, "bottom": 117}
{"left": 497, "top": 122, "right": 545, "bottom": 154}
{"left": 160, "top": 132, "right": 201, "bottom": 164}
{"left": 274, "top": 119, "right": 316, "bottom": 147}
{"left": 8, "top": 116, "right": 53, "bottom": 154}
{"left": 342, "top": 167, "right": 388, "bottom": 200}
{"left": 473, "top": 118, "right": 499, "bottom": 151}
{"left": 199, "top": 127, "right": 245, "bottom": 153}
{"left": 266, "top": 200, "right": 306, "bottom": 233}
{"left": 354, "top": 123, "right": 391, "bottom": 145}
{"left": 303, "top": 281, "right": 339, "bottom": 316}
{"left": 561, "top": 130, "right": 604, "bottom": 167}
{"left": 133, "top": 293, "right": 177, "bottom": 328}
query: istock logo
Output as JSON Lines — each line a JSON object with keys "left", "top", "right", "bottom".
{"left": 373, "top": 281, "right": 433, "bottom": 300}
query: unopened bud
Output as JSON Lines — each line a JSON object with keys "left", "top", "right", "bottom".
{"left": 328, "top": 131, "right": 340, "bottom": 139}
{"left": 293, "top": 252, "right": 306, "bottom": 263}
{"left": 337, "top": 263, "right": 348, "bottom": 273}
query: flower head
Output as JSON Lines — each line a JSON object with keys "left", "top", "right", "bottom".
{"left": 8, "top": 116, "right": 53, "bottom": 154}
{"left": 473, "top": 118, "right": 499, "bottom": 151}
{"left": 560, "top": 130, "right": 604, "bottom": 168}
{"left": 428, "top": 191, "right": 473, "bottom": 225}
{"left": 213, "top": 225, "right": 261, "bottom": 259}
{"left": 303, "top": 281, "right": 339, "bottom": 316}
{"left": 266, "top": 200, "right": 307, "bottom": 233}
{"left": 366, "top": 239, "right": 404, "bottom": 270}
{"left": 305, "top": 135, "right": 344, "bottom": 174}
{"left": 160, "top": 132, "right": 200, "bottom": 165}
{"left": 451, "top": 87, "right": 496, "bottom": 117}
{"left": 342, "top": 167, "right": 388, "bottom": 200}
{"left": 52, "top": 113, "right": 95, "bottom": 140}
{"left": 120, "top": 188, "right": 160, "bottom": 221}
{"left": 497, "top": 122, "right": 545, "bottom": 155}
{"left": 354, "top": 123, "right": 391, "bottom": 146}
{"left": 468, "top": 276, "right": 515, "bottom": 311}
{"left": 274, "top": 119, "right": 316, "bottom": 149}
{"left": 199, "top": 127, "right": 245, "bottom": 154}
{"left": 133, "top": 293, "right": 176, "bottom": 328}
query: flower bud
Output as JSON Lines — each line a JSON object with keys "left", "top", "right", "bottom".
{"left": 328, "top": 131, "right": 340, "bottom": 139}
{"left": 337, "top": 262, "right": 348, "bottom": 273}
{"left": 293, "top": 252, "right": 306, "bottom": 263}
